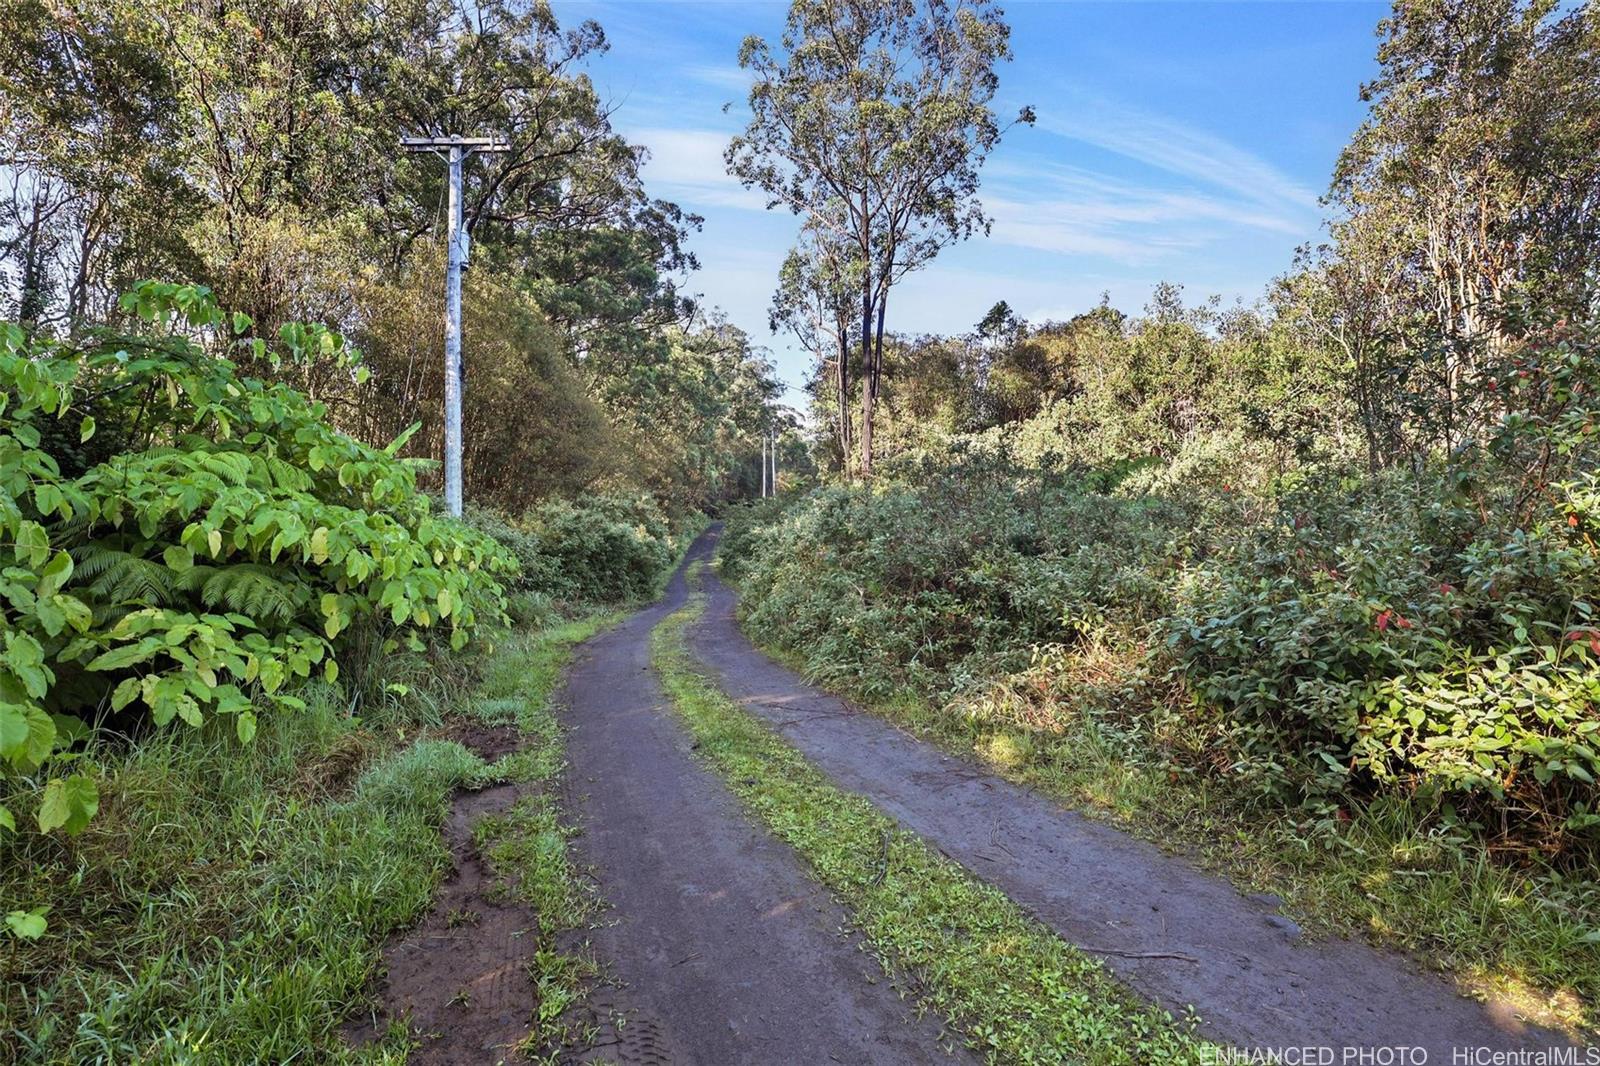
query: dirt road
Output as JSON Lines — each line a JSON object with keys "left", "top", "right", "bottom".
{"left": 557, "top": 534, "right": 967, "bottom": 1064}
{"left": 395, "top": 526, "right": 1576, "bottom": 1063}
{"left": 682, "top": 527, "right": 1570, "bottom": 1059}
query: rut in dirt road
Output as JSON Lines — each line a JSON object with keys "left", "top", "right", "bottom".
{"left": 684, "top": 527, "right": 1578, "bottom": 1059}
{"left": 347, "top": 724, "right": 538, "bottom": 1065}
{"left": 556, "top": 536, "right": 969, "bottom": 1065}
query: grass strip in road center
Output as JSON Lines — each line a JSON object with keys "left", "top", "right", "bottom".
{"left": 651, "top": 587, "right": 1213, "bottom": 1066}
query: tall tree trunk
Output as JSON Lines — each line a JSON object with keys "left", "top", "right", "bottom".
{"left": 834, "top": 326, "right": 852, "bottom": 473}
{"left": 859, "top": 278, "right": 875, "bottom": 477}
{"left": 17, "top": 193, "right": 47, "bottom": 328}
{"left": 859, "top": 375, "right": 874, "bottom": 478}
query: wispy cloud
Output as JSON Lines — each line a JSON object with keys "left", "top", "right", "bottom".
{"left": 684, "top": 63, "right": 754, "bottom": 96}
{"left": 982, "top": 163, "right": 1310, "bottom": 267}
{"left": 978, "top": 92, "right": 1323, "bottom": 266}
{"left": 1032, "top": 90, "right": 1322, "bottom": 215}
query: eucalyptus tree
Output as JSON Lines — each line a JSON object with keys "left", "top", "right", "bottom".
{"left": 727, "top": 0, "right": 1031, "bottom": 476}
{"left": 770, "top": 222, "right": 857, "bottom": 470}
{"left": 1327, "top": 0, "right": 1600, "bottom": 456}
{"left": 1330, "top": 0, "right": 1600, "bottom": 345}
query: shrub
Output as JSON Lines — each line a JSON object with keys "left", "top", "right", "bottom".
{"left": 1171, "top": 466, "right": 1600, "bottom": 841}
{"left": 731, "top": 455, "right": 1198, "bottom": 699}
{"left": 1, "top": 282, "right": 515, "bottom": 934}
{"left": 465, "top": 491, "right": 685, "bottom": 609}
{"left": 733, "top": 444, "right": 1600, "bottom": 854}
{"left": 521, "top": 492, "right": 675, "bottom": 603}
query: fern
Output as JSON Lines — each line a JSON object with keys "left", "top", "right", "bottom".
{"left": 176, "top": 564, "right": 309, "bottom": 624}
{"left": 72, "top": 545, "right": 177, "bottom": 606}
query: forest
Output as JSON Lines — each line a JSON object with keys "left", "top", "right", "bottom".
{"left": 2, "top": 0, "right": 1598, "bottom": 1062}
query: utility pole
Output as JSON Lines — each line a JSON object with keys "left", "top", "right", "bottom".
{"left": 401, "top": 134, "right": 510, "bottom": 516}
{"left": 760, "top": 435, "right": 769, "bottom": 498}
{"left": 769, "top": 433, "right": 779, "bottom": 497}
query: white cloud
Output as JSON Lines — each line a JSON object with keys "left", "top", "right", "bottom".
{"left": 626, "top": 126, "right": 770, "bottom": 212}
{"left": 1032, "top": 91, "right": 1322, "bottom": 215}
{"left": 977, "top": 96, "right": 1323, "bottom": 266}
{"left": 684, "top": 63, "right": 754, "bottom": 95}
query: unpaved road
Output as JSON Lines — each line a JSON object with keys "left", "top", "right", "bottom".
{"left": 682, "top": 527, "right": 1575, "bottom": 1058}
{"left": 557, "top": 534, "right": 967, "bottom": 1065}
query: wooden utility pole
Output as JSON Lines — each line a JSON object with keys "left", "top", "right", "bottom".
{"left": 401, "top": 134, "right": 510, "bottom": 517}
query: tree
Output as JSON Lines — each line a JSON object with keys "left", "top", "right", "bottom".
{"left": 727, "top": 0, "right": 1031, "bottom": 475}
{"left": 0, "top": 0, "right": 739, "bottom": 512}
{"left": 771, "top": 222, "right": 857, "bottom": 470}
{"left": 1324, "top": 2, "right": 1600, "bottom": 464}
{"left": 1275, "top": 246, "right": 1404, "bottom": 470}
{"left": 1328, "top": 0, "right": 1600, "bottom": 447}
{"left": 0, "top": 0, "right": 203, "bottom": 327}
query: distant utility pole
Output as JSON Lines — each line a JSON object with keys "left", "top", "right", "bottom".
{"left": 401, "top": 134, "right": 510, "bottom": 517}
{"left": 760, "top": 435, "right": 770, "bottom": 498}
{"left": 770, "top": 433, "right": 779, "bottom": 496}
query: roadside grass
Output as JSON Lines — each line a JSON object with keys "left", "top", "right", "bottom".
{"left": 1, "top": 613, "right": 616, "bottom": 1065}
{"left": 651, "top": 586, "right": 1212, "bottom": 1066}
{"left": 739, "top": 626, "right": 1600, "bottom": 1037}
{"left": 1, "top": 686, "right": 468, "bottom": 1064}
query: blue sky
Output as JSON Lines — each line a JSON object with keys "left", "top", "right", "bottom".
{"left": 553, "top": 0, "right": 1389, "bottom": 408}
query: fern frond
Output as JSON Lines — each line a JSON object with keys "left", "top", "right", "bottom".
{"left": 184, "top": 564, "right": 310, "bottom": 624}
{"left": 75, "top": 547, "right": 176, "bottom": 606}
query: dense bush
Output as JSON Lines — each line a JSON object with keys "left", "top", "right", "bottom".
{"left": 1172, "top": 467, "right": 1600, "bottom": 840}
{"left": 523, "top": 493, "right": 676, "bottom": 603}
{"left": 730, "top": 442, "right": 1600, "bottom": 853}
{"left": 0, "top": 283, "right": 516, "bottom": 936}
{"left": 466, "top": 491, "right": 682, "bottom": 608}
{"left": 728, "top": 450, "right": 1203, "bottom": 698}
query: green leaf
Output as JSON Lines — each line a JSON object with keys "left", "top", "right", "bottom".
{"left": 5, "top": 909, "right": 46, "bottom": 940}
{"left": 14, "top": 521, "right": 49, "bottom": 567}
{"left": 0, "top": 704, "right": 29, "bottom": 755}
{"left": 5, "top": 633, "right": 51, "bottom": 699}
{"left": 54, "top": 595, "right": 93, "bottom": 634}
{"left": 110, "top": 677, "right": 141, "bottom": 712}
{"left": 37, "top": 774, "right": 98, "bottom": 835}
{"left": 88, "top": 643, "right": 158, "bottom": 671}
{"left": 33, "top": 598, "right": 66, "bottom": 637}
{"left": 309, "top": 526, "right": 330, "bottom": 563}
{"left": 33, "top": 482, "right": 63, "bottom": 517}
{"left": 79, "top": 415, "right": 95, "bottom": 442}
{"left": 0, "top": 805, "right": 13, "bottom": 833}
{"left": 37, "top": 550, "right": 73, "bottom": 597}
{"left": 236, "top": 710, "right": 257, "bottom": 744}
{"left": 18, "top": 707, "right": 55, "bottom": 768}
{"left": 162, "top": 545, "right": 194, "bottom": 572}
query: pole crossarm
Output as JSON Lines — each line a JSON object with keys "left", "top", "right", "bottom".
{"left": 401, "top": 135, "right": 511, "bottom": 153}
